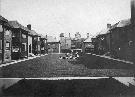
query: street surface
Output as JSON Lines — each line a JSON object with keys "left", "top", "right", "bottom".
{"left": 0, "top": 54, "right": 134, "bottom": 77}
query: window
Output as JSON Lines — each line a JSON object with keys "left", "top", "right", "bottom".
{"left": 0, "top": 25, "right": 3, "bottom": 32}
{"left": 38, "top": 45, "right": 40, "bottom": 51}
{"left": 22, "top": 34, "right": 26, "bottom": 38}
{"left": 12, "top": 32, "right": 16, "bottom": 37}
{"left": 6, "top": 42, "right": 10, "bottom": 50}
{"left": 38, "top": 37, "right": 40, "bottom": 41}
{"left": 5, "top": 30, "right": 10, "bottom": 35}
{"left": 29, "top": 44, "right": 31, "bottom": 53}
{"left": 22, "top": 43, "right": 26, "bottom": 51}
{"left": 0, "top": 40, "right": 2, "bottom": 50}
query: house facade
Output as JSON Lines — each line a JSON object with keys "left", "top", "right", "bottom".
{"left": 9, "top": 21, "right": 28, "bottom": 60}
{"left": 108, "top": 19, "right": 135, "bottom": 62}
{"left": 31, "top": 30, "right": 41, "bottom": 55}
{"left": 0, "top": 16, "right": 12, "bottom": 64}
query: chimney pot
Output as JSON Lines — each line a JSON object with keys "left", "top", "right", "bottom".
{"left": 27, "top": 24, "right": 31, "bottom": 30}
{"left": 87, "top": 33, "right": 89, "bottom": 38}
{"left": 69, "top": 33, "right": 70, "bottom": 37}
{"left": 107, "top": 24, "right": 111, "bottom": 29}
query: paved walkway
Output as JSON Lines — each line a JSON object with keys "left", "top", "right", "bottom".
{"left": 88, "top": 53, "right": 134, "bottom": 64}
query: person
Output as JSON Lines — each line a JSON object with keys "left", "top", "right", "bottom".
{"left": 59, "top": 56, "right": 62, "bottom": 59}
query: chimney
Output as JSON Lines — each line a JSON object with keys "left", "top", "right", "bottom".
{"left": 107, "top": 24, "right": 111, "bottom": 29}
{"left": 131, "top": 0, "right": 135, "bottom": 25}
{"left": 87, "top": 33, "right": 89, "bottom": 38}
{"left": 27, "top": 24, "right": 31, "bottom": 30}
{"left": 60, "top": 33, "right": 64, "bottom": 37}
{"left": 69, "top": 33, "right": 70, "bottom": 37}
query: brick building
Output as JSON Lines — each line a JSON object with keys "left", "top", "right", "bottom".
{"left": 47, "top": 36, "right": 60, "bottom": 53}
{"left": 30, "top": 30, "right": 41, "bottom": 55}
{"left": 9, "top": 21, "right": 29, "bottom": 60}
{"left": 60, "top": 33, "right": 71, "bottom": 53}
{"left": 0, "top": 15, "right": 12, "bottom": 64}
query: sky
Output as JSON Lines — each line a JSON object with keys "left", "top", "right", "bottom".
{"left": 1, "top": 0, "right": 131, "bottom": 39}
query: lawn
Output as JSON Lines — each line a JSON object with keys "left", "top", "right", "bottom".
{"left": 0, "top": 54, "right": 134, "bottom": 77}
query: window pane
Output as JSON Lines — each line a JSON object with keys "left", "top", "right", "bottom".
{"left": 22, "top": 34, "right": 26, "bottom": 38}
{"left": 0, "top": 25, "right": 3, "bottom": 32}
{"left": 5, "top": 30, "right": 10, "bottom": 35}
{"left": 22, "top": 43, "right": 26, "bottom": 51}
{"left": 6, "top": 42, "right": 10, "bottom": 50}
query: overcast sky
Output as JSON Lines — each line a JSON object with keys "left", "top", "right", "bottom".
{"left": 1, "top": 0, "right": 131, "bottom": 39}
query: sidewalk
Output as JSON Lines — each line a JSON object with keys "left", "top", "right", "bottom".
{"left": 0, "top": 54, "right": 48, "bottom": 68}
{"left": 91, "top": 53, "right": 134, "bottom": 65}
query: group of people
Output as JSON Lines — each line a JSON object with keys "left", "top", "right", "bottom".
{"left": 59, "top": 52, "right": 80, "bottom": 60}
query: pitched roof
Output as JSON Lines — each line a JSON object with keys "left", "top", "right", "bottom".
{"left": 84, "top": 35, "right": 94, "bottom": 43}
{"left": 0, "top": 15, "right": 8, "bottom": 22}
{"left": 84, "top": 37, "right": 92, "bottom": 42}
{"left": 9, "top": 21, "right": 29, "bottom": 31}
{"left": 47, "top": 36, "right": 59, "bottom": 42}
{"left": 38, "top": 34, "right": 47, "bottom": 39}
{"left": 116, "top": 19, "right": 131, "bottom": 27}
{"left": 110, "top": 19, "right": 131, "bottom": 30}
{"left": 98, "top": 28, "right": 110, "bottom": 35}
{"left": 29, "top": 30, "right": 38, "bottom": 36}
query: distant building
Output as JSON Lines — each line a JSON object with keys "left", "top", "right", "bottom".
{"left": 71, "top": 32, "right": 84, "bottom": 50}
{"left": 47, "top": 36, "right": 60, "bottom": 53}
{"left": 82, "top": 33, "right": 94, "bottom": 53}
{"left": 60, "top": 33, "right": 71, "bottom": 53}
{"left": 74, "top": 32, "right": 81, "bottom": 40}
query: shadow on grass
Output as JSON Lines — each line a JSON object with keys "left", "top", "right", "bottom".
{"left": 68, "top": 54, "right": 135, "bottom": 69}
{"left": 2, "top": 78, "right": 135, "bottom": 97}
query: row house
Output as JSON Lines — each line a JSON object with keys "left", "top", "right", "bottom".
{"left": 0, "top": 16, "right": 48, "bottom": 64}
{"left": 30, "top": 29, "right": 41, "bottom": 55}
{"left": 9, "top": 21, "right": 29, "bottom": 60}
{"left": 25, "top": 24, "right": 47, "bottom": 55}
{"left": 94, "top": 19, "right": 135, "bottom": 62}
{"left": 0, "top": 15, "right": 12, "bottom": 64}
{"left": 92, "top": 24, "right": 111, "bottom": 55}
{"left": 108, "top": 19, "right": 135, "bottom": 62}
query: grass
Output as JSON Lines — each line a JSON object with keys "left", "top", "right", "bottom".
{"left": 0, "top": 54, "right": 134, "bottom": 77}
